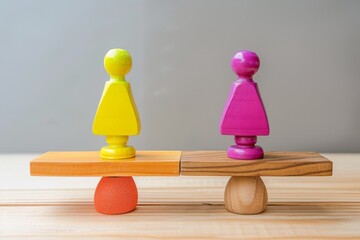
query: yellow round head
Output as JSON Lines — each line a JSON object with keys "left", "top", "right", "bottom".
{"left": 104, "top": 49, "right": 132, "bottom": 78}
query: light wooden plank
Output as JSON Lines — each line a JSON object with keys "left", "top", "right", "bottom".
{"left": 181, "top": 151, "right": 332, "bottom": 176}
{"left": 30, "top": 151, "right": 181, "bottom": 176}
{"left": 1, "top": 203, "right": 360, "bottom": 239}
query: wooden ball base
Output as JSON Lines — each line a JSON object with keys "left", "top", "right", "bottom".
{"left": 225, "top": 176, "right": 267, "bottom": 214}
{"left": 94, "top": 176, "right": 138, "bottom": 215}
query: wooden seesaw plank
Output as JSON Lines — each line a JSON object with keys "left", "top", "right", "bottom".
{"left": 30, "top": 151, "right": 181, "bottom": 176}
{"left": 181, "top": 151, "right": 332, "bottom": 176}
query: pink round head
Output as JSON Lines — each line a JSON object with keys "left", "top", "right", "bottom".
{"left": 231, "top": 51, "right": 260, "bottom": 78}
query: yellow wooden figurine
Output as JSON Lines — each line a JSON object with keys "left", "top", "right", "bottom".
{"left": 93, "top": 49, "right": 141, "bottom": 159}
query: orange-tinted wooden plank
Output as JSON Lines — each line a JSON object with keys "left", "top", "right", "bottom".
{"left": 30, "top": 151, "right": 181, "bottom": 176}
{"left": 181, "top": 151, "right": 332, "bottom": 176}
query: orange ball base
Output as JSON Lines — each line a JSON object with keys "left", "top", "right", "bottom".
{"left": 94, "top": 176, "right": 138, "bottom": 215}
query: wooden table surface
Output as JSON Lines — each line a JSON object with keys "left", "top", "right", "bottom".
{"left": 1, "top": 153, "right": 359, "bottom": 239}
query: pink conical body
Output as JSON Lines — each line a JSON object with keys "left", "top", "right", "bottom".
{"left": 220, "top": 80, "right": 269, "bottom": 136}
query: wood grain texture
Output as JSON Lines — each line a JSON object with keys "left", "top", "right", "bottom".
{"left": 2, "top": 202, "right": 360, "bottom": 239}
{"left": 225, "top": 176, "right": 268, "bottom": 214}
{"left": 30, "top": 151, "right": 181, "bottom": 176}
{"left": 181, "top": 151, "right": 333, "bottom": 176}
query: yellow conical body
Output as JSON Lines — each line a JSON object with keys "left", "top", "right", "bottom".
{"left": 92, "top": 81, "right": 140, "bottom": 136}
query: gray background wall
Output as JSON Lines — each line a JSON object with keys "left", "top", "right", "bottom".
{"left": 0, "top": 0, "right": 359, "bottom": 153}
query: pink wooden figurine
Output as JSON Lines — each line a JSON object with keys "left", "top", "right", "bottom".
{"left": 220, "top": 51, "right": 269, "bottom": 160}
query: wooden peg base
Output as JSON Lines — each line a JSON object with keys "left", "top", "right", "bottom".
{"left": 224, "top": 176, "right": 268, "bottom": 214}
{"left": 227, "top": 145, "right": 264, "bottom": 160}
{"left": 100, "top": 136, "right": 135, "bottom": 160}
{"left": 94, "top": 176, "right": 138, "bottom": 214}
{"left": 100, "top": 145, "right": 135, "bottom": 159}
